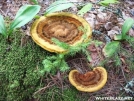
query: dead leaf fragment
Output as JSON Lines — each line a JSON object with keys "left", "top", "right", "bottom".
{"left": 129, "top": 29, "right": 134, "bottom": 37}
{"left": 97, "top": 12, "right": 107, "bottom": 23}
{"left": 104, "top": 22, "right": 114, "bottom": 31}
{"left": 85, "top": 13, "right": 96, "bottom": 29}
{"left": 107, "top": 30, "right": 119, "bottom": 39}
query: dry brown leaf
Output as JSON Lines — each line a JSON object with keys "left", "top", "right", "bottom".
{"left": 104, "top": 22, "right": 114, "bottom": 31}
{"left": 123, "top": 66, "right": 130, "bottom": 73}
{"left": 107, "top": 30, "right": 119, "bottom": 39}
{"left": 84, "top": 13, "right": 96, "bottom": 29}
{"left": 96, "top": 12, "right": 107, "bottom": 23}
{"left": 129, "top": 29, "right": 134, "bottom": 37}
{"left": 87, "top": 44, "right": 97, "bottom": 52}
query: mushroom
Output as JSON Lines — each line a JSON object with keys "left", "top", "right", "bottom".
{"left": 30, "top": 12, "right": 92, "bottom": 53}
{"left": 69, "top": 67, "right": 107, "bottom": 92}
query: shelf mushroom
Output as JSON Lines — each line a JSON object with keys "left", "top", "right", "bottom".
{"left": 30, "top": 12, "right": 92, "bottom": 53}
{"left": 69, "top": 67, "right": 107, "bottom": 92}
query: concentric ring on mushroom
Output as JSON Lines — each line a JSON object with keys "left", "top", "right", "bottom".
{"left": 69, "top": 67, "right": 107, "bottom": 92}
{"left": 30, "top": 12, "right": 92, "bottom": 53}
{"left": 37, "top": 16, "right": 83, "bottom": 44}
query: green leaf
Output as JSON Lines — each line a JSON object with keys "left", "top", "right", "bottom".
{"left": 121, "top": 18, "right": 134, "bottom": 39}
{"left": 44, "top": 0, "right": 74, "bottom": 15}
{"left": 10, "top": 5, "right": 40, "bottom": 30}
{"left": 99, "top": 0, "right": 119, "bottom": 6}
{"left": 103, "top": 41, "right": 120, "bottom": 57}
{"left": 77, "top": 3, "right": 92, "bottom": 16}
{"left": 125, "top": 35, "right": 134, "bottom": 42}
{"left": 114, "top": 34, "right": 122, "bottom": 40}
{"left": 30, "top": 0, "right": 38, "bottom": 4}
{"left": 0, "top": 15, "right": 7, "bottom": 36}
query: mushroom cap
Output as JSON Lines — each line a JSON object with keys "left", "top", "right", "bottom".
{"left": 30, "top": 12, "right": 92, "bottom": 53}
{"left": 69, "top": 67, "right": 107, "bottom": 92}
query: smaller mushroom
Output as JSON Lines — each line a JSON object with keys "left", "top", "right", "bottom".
{"left": 69, "top": 67, "right": 107, "bottom": 92}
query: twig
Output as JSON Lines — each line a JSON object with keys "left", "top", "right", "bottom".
{"left": 33, "top": 82, "right": 55, "bottom": 96}
{"left": 0, "top": 9, "right": 6, "bottom": 16}
{"left": 120, "top": 65, "right": 127, "bottom": 83}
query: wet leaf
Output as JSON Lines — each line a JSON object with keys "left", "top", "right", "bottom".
{"left": 103, "top": 41, "right": 120, "bottom": 57}
{"left": 77, "top": 3, "right": 92, "bottom": 16}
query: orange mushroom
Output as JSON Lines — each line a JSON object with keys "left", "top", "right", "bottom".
{"left": 69, "top": 67, "right": 107, "bottom": 92}
{"left": 30, "top": 12, "right": 92, "bottom": 53}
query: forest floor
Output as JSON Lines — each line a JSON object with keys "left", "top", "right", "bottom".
{"left": 0, "top": 0, "right": 134, "bottom": 101}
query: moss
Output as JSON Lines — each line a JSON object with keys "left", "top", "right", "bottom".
{"left": 0, "top": 31, "right": 48, "bottom": 101}
{"left": 0, "top": 30, "right": 89, "bottom": 101}
{"left": 34, "top": 86, "right": 84, "bottom": 101}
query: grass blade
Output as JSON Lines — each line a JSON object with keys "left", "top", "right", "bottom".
{"left": 0, "top": 15, "right": 7, "bottom": 36}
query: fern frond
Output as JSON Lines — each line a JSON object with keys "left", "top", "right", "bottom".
{"left": 60, "top": 60, "right": 69, "bottom": 71}
{"left": 51, "top": 38, "right": 70, "bottom": 50}
{"left": 91, "top": 40, "right": 103, "bottom": 47}
{"left": 82, "top": 49, "right": 91, "bottom": 62}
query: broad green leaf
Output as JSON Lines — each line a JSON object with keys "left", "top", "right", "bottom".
{"left": 10, "top": 5, "right": 40, "bottom": 30}
{"left": 99, "top": 0, "right": 119, "bottom": 6}
{"left": 30, "top": 0, "right": 38, "bottom": 4}
{"left": 103, "top": 41, "right": 120, "bottom": 57}
{"left": 121, "top": 18, "right": 134, "bottom": 39}
{"left": 44, "top": 0, "right": 74, "bottom": 15}
{"left": 0, "top": 15, "right": 7, "bottom": 36}
{"left": 125, "top": 35, "right": 134, "bottom": 42}
{"left": 77, "top": 3, "right": 92, "bottom": 16}
{"left": 114, "top": 34, "right": 122, "bottom": 40}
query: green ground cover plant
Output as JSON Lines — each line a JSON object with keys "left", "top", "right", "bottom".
{"left": 0, "top": 31, "right": 88, "bottom": 101}
{"left": 0, "top": 5, "right": 40, "bottom": 38}
{"left": 103, "top": 18, "right": 134, "bottom": 57}
{"left": 102, "top": 18, "right": 134, "bottom": 68}
{"left": 0, "top": 32, "right": 46, "bottom": 101}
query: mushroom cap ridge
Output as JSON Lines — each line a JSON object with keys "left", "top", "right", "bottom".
{"left": 69, "top": 67, "right": 107, "bottom": 92}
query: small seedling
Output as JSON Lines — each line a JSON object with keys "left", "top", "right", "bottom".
{"left": 0, "top": 5, "right": 40, "bottom": 39}
{"left": 103, "top": 18, "right": 134, "bottom": 57}
{"left": 41, "top": 37, "right": 91, "bottom": 74}
{"left": 41, "top": 26, "right": 92, "bottom": 74}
